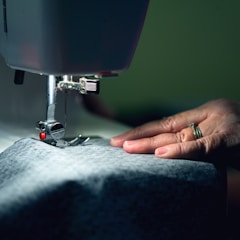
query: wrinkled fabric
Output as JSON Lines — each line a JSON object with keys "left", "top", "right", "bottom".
{"left": 0, "top": 138, "right": 226, "bottom": 240}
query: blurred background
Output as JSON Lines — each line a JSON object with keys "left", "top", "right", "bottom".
{"left": 100, "top": 0, "right": 240, "bottom": 126}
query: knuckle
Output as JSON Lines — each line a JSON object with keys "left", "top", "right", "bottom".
{"left": 174, "top": 143, "right": 187, "bottom": 157}
{"left": 175, "top": 131, "right": 188, "bottom": 143}
{"left": 149, "top": 136, "right": 159, "bottom": 148}
{"left": 160, "top": 116, "right": 176, "bottom": 132}
{"left": 130, "top": 126, "right": 146, "bottom": 138}
{"left": 198, "top": 137, "right": 212, "bottom": 155}
{"left": 176, "top": 144, "right": 183, "bottom": 154}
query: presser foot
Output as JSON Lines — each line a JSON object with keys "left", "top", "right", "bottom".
{"left": 46, "top": 135, "right": 90, "bottom": 148}
{"left": 36, "top": 121, "right": 90, "bottom": 148}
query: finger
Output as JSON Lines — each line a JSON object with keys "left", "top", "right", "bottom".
{"left": 111, "top": 108, "right": 207, "bottom": 147}
{"left": 155, "top": 141, "right": 204, "bottom": 160}
{"left": 154, "top": 135, "right": 223, "bottom": 161}
{"left": 122, "top": 127, "right": 196, "bottom": 154}
{"left": 110, "top": 121, "right": 167, "bottom": 147}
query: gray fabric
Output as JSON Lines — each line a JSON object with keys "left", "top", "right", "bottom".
{"left": 0, "top": 138, "right": 226, "bottom": 240}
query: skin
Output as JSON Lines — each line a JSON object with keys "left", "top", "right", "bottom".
{"left": 110, "top": 98, "right": 240, "bottom": 165}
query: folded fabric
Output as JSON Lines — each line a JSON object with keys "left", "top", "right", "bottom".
{"left": 0, "top": 138, "right": 226, "bottom": 240}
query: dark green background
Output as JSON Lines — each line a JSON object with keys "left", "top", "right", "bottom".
{"left": 100, "top": 0, "right": 240, "bottom": 125}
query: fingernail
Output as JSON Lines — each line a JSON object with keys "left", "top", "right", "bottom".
{"left": 111, "top": 135, "right": 120, "bottom": 140}
{"left": 110, "top": 137, "right": 117, "bottom": 142}
{"left": 155, "top": 147, "right": 168, "bottom": 156}
{"left": 110, "top": 136, "right": 124, "bottom": 146}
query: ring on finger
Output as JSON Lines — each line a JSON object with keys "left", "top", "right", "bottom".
{"left": 189, "top": 122, "right": 203, "bottom": 139}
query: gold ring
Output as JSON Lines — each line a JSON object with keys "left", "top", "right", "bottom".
{"left": 189, "top": 123, "right": 203, "bottom": 139}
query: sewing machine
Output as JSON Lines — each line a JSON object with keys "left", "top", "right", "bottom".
{"left": 0, "top": 0, "right": 149, "bottom": 146}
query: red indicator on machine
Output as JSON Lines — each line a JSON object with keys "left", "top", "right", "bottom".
{"left": 39, "top": 132, "right": 46, "bottom": 141}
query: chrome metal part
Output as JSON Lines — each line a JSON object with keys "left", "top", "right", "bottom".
{"left": 36, "top": 120, "right": 90, "bottom": 148}
{"left": 47, "top": 75, "right": 57, "bottom": 121}
{"left": 36, "top": 74, "right": 96, "bottom": 147}
{"left": 55, "top": 135, "right": 90, "bottom": 148}
{"left": 58, "top": 76, "right": 100, "bottom": 94}
{"left": 36, "top": 120, "right": 65, "bottom": 143}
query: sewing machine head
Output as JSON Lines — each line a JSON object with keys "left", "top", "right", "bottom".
{"left": 0, "top": 0, "right": 149, "bottom": 146}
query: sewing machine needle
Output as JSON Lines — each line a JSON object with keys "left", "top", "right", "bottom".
{"left": 47, "top": 75, "right": 57, "bottom": 122}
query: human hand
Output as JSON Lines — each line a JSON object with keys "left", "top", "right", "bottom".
{"left": 110, "top": 99, "right": 240, "bottom": 164}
